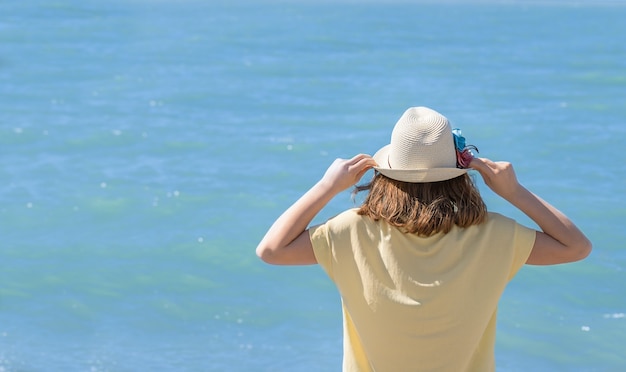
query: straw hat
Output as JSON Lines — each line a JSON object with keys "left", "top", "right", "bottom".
{"left": 373, "top": 107, "right": 467, "bottom": 183}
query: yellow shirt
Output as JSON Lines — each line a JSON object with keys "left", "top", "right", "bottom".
{"left": 309, "top": 209, "right": 536, "bottom": 372}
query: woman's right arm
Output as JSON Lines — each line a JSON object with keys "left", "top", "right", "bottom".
{"left": 470, "top": 158, "right": 592, "bottom": 265}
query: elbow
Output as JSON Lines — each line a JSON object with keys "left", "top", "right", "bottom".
{"left": 256, "top": 243, "right": 279, "bottom": 265}
{"left": 568, "top": 237, "right": 592, "bottom": 263}
{"left": 576, "top": 237, "right": 593, "bottom": 261}
{"left": 256, "top": 244, "right": 271, "bottom": 262}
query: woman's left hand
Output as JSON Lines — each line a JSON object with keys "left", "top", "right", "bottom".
{"left": 320, "top": 154, "right": 377, "bottom": 194}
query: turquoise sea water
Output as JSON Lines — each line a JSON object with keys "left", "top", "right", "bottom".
{"left": 1, "top": 0, "right": 625, "bottom": 370}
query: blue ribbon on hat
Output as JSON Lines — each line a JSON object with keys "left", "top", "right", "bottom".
{"left": 452, "top": 128, "right": 466, "bottom": 151}
{"left": 452, "top": 128, "right": 478, "bottom": 169}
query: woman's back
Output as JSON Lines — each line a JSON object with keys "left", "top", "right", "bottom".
{"left": 310, "top": 209, "right": 535, "bottom": 371}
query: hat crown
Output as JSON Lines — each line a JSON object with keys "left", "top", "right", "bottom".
{"left": 388, "top": 107, "right": 456, "bottom": 170}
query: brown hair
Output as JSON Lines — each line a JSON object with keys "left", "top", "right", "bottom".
{"left": 354, "top": 172, "right": 487, "bottom": 237}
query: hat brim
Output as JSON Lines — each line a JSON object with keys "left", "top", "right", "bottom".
{"left": 372, "top": 145, "right": 468, "bottom": 183}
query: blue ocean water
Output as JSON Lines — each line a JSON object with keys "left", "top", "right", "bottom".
{"left": 1, "top": 0, "right": 625, "bottom": 370}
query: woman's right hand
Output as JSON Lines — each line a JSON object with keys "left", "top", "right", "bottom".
{"left": 469, "top": 157, "right": 523, "bottom": 201}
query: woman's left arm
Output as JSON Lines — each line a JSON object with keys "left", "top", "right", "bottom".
{"left": 256, "top": 154, "right": 376, "bottom": 265}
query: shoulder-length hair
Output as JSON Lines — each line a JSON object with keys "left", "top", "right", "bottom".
{"left": 354, "top": 172, "right": 487, "bottom": 237}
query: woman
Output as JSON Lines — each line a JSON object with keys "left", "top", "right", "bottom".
{"left": 256, "top": 107, "right": 591, "bottom": 371}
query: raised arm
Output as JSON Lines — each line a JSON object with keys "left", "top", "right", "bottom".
{"left": 470, "top": 158, "right": 592, "bottom": 265}
{"left": 256, "top": 154, "right": 377, "bottom": 265}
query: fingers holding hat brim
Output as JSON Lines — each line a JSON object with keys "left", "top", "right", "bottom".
{"left": 348, "top": 154, "right": 378, "bottom": 180}
{"left": 470, "top": 157, "right": 496, "bottom": 169}
{"left": 470, "top": 157, "right": 511, "bottom": 176}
